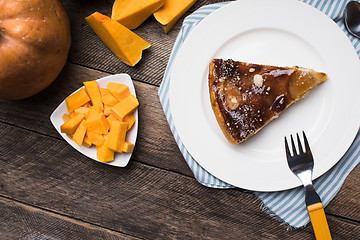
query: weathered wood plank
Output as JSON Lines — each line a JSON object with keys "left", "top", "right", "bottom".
{"left": 0, "top": 196, "right": 140, "bottom": 240}
{"left": 1, "top": 123, "right": 359, "bottom": 239}
{"left": 61, "top": 0, "right": 230, "bottom": 86}
{"left": 326, "top": 163, "right": 360, "bottom": 222}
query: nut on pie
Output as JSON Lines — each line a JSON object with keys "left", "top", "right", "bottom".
{"left": 208, "top": 59, "right": 327, "bottom": 144}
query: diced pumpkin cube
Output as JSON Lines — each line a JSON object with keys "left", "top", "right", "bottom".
{"left": 70, "top": 111, "right": 77, "bottom": 119}
{"left": 88, "top": 104, "right": 103, "bottom": 119}
{"left": 84, "top": 80, "right": 103, "bottom": 110}
{"left": 99, "top": 88, "right": 110, "bottom": 97}
{"left": 60, "top": 114, "right": 85, "bottom": 135}
{"left": 83, "top": 113, "right": 109, "bottom": 135}
{"left": 96, "top": 142, "right": 114, "bottom": 162}
{"left": 74, "top": 107, "right": 90, "bottom": 116}
{"left": 111, "top": 95, "right": 139, "bottom": 119}
{"left": 72, "top": 120, "right": 87, "bottom": 146}
{"left": 103, "top": 105, "right": 112, "bottom": 116}
{"left": 86, "top": 131, "right": 105, "bottom": 147}
{"left": 85, "top": 12, "right": 151, "bottom": 66}
{"left": 65, "top": 88, "right": 90, "bottom": 113}
{"left": 71, "top": 111, "right": 87, "bottom": 119}
{"left": 111, "top": 0, "right": 165, "bottom": 29}
{"left": 83, "top": 136, "right": 92, "bottom": 148}
{"left": 106, "top": 114, "right": 120, "bottom": 126}
{"left": 153, "top": 0, "right": 197, "bottom": 33}
{"left": 105, "top": 121, "right": 128, "bottom": 152}
{"left": 101, "top": 93, "right": 119, "bottom": 106}
{"left": 107, "top": 82, "right": 130, "bottom": 100}
{"left": 122, "top": 141, "right": 134, "bottom": 153}
{"left": 123, "top": 113, "right": 136, "bottom": 131}
{"left": 62, "top": 113, "right": 71, "bottom": 122}
{"left": 107, "top": 112, "right": 135, "bottom": 131}
{"left": 81, "top": 102, "right": 91, "bottom": 108}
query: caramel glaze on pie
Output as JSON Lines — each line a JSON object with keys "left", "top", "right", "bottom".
{"left": 209, "top": 59, "right": 327, "bottom": 144}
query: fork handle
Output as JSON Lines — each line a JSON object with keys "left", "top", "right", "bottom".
{"left": 307, "top": 202, "right": 332, "bottom": 240}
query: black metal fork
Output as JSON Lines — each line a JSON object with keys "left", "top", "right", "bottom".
{"left": 285, "top": 132, "right": 331, "bottom": 240}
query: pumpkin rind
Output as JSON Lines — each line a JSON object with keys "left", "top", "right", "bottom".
{"left": 0, "top": 0, "right": 71, "bottom": 100}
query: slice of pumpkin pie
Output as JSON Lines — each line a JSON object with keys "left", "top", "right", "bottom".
{"left": 208, "top": 59, "right": 327, "bottom": 144}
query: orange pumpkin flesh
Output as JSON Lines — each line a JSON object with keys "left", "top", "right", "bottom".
{"left": 0, "top": 0, "right": 71, "bottom": 100}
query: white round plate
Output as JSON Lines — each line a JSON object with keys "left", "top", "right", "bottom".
{"left": 169, "top": 0, "right": 360, "bottom": 191}
{"left": 50, "top": 74, "right": 138, "bottom": 167}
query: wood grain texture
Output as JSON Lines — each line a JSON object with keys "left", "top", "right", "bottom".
{"left": 0, "top": 197, "right": 140, "bottom": 240}
{"left": 1, "top": 123, "right": 359, "bottom": 239}
{"left": 326, "top": 163, "right": 360, "bottom": 222}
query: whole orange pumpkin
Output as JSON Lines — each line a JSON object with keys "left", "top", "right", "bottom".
{"left": 0, "top": 0, "right": 71, "bottom": 100}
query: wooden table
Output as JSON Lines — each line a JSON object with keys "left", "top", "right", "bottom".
{"left": 1, "top": 0, "right": 359, "bottom": 239}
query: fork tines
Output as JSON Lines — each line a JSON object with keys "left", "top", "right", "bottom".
{"left": 284, "top": 131, "right": 311, "bottom": 157}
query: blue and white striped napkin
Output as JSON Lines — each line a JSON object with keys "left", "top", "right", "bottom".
{"left": 158, "top": 0, "right": 360, "bottom": 228}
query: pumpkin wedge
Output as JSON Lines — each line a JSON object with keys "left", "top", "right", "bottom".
{"left": 111, "top": 0, "right": 166, "bottom": 29}
{"left": 85, "top": 12, "right": 151, "bottom": 66}
{"left": 154, "top": 0, "right": 197, "bottom": 33}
